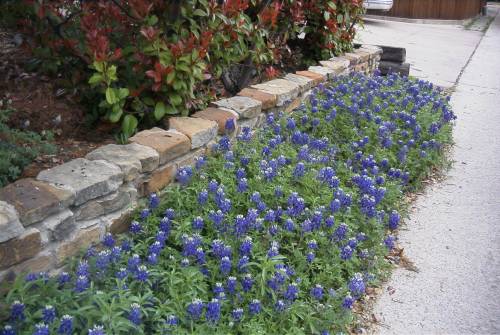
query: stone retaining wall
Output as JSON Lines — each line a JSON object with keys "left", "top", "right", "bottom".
{"left": 0, "top": 45, "right": 382, "bottom": 281}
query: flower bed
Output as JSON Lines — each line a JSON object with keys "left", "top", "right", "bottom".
{"left": 1, "top": 72, "right": 454, "bottom": 335}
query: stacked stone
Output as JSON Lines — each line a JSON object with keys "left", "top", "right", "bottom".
{"left": 0, "top": 45, "right": 382, "bottom": 280}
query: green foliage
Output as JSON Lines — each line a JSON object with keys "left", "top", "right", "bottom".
{"left": 1, "top": 0, "right": 364, "bottom": 139}
{"left": 0, "top": 106, "right": 56, "bottom": 187}
{"left": 1, "top": 73, "right": 455, "bottom": 334}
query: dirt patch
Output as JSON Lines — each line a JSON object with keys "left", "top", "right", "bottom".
{"left": 0, "top": 30, "right": 115, "bottom": 178}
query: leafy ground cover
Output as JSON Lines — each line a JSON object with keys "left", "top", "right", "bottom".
{"left": 1, "top": 72, "right": 455, "bottom": 335}
{"left": 0, "top": 104, "right": 56, "bottom": 187}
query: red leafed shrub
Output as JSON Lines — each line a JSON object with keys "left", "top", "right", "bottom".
{"left": 1, "top": 0, "right": 364, "bottom": 138}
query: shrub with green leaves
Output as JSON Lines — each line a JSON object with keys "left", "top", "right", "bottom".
{"left": 1, "top": 73, "right": 454, "bottom": 334}
{"left": 2, "top": 0, "right": 364, "bottom": 138}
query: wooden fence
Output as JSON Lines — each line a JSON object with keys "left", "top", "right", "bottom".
{"left": 370, "top": 0, "right": 485, "bottom": 20}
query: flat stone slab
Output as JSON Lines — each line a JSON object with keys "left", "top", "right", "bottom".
{"left": 130, "top": 127, "right": 191, "bottom": 165}
{"left": 86, "top": 143, "right": 159, "bottom": 181}
{"left": 168, "top": 117, "right": 218, "bottom": 149}
{"left": 339, "top": 52, "right": 362, "bottom": 65}
{"left": 359, "top": 44, "right": 383, "bottom": 57}
{"left": 295, "top": 71, "right": 326, "bottom": 85}
{"left": 321, "top": 58, "right": 350, "bottom": 73}
{"left": 75, "top": 186, "right": 134, "bottom": 221}
{"left": 42, "top": 209, "right": 75, "bottom": 242}
{"left": 0, "top": 178, "right": 73, "bottom": 226}
{"left": 308, "top": 66, "right": 337, "bottom": 80}
{"left": 37, "top": 158, "right": 123, "bottom": 206}
{"left": 0, "top": 201, "right": 24, "bottom": 243}
{"left": 0, "top": 228, "right": 41, "bottom": 269}
{"left": 237, "top": 88, "right": 277, "bottom": 110}
{"left": 192, "top": 107, "right": 239, "bottom": 135}
{"left": 283, "top": 73, "right": 315, "bottom": 92}
{"left": 251, "top": 79, "right": 300, "bottom": 107}
{"left": 210, "top": 96, "right": 262, "bottom": 119}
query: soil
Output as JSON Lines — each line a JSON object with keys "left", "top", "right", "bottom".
{"left": 0, "top": 30, "right": 115, "bottom": 178}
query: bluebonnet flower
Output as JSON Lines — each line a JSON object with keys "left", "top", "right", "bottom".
{"left": 149, "top": 193, "right": 160, "bottom": 209}
{"left": 197, "top": 189, "right": 208, "bottom": 205}
{"left": 284, "top": 218, "right": 295, "bottom": 232}
{"left": 310, "top": 284, "right": 324, "bottom": 300}
{"left": 333, "top": 223, "right": 348, "bottom": 241}
{"left": 342, "top": 295, "right": 355, "bottom": 309}
{"left": 76, "top": 260, "right": 89, "bottom": 277}
{"left": 88, "top": 325, "right": 105, "bottom": 335}
{"left": 121, "top": 239, "right": 132, "bottom": 251}
{"left": 307, "top": 239, "right": 318, "bottom": 250}
{"left": 58, "top": 315, "right": 73, "bottom": 334}
{"left": 176, "top": 166, "right": 193, "bottom": 185}
{"left": 128, "top": 303, "right": 142, "bottom": 325}
{"left": 2, "top": 325, "right": 15, "bottom": 335}
{"left": 116, "top": 268, "right": 128, "bottom": 280}
{"left": 293, "top": 162, "right": 306, "bottom": 178}
{"left": 140, "top": 208, "right": 150, "bottom": 220}
{"left": 232, "top": 308, "right": 244, "bottom": 321}
{"left": 237, "top": 178, "right": 248, "bottom": 192}
{"left": 348, "top": 273, "right": 366, "bottom": 297}
{"left": 225, "top": 118, "right": 236, "bottom": 132}
{"left": 102, "top": 233, "right": 115, "bottom": 248}
{"left": 147, "top": 253, "right": 158, "bottom": 265}
{"left": 239, "top": 236, "right": 253, "bottom": 256}
{"left": 340, "top": 245, "right": 353, "bottom": 260}
{"left": 206, "top": 299, "right": 221, "bottom": 324}
{"left": 129, "top": 220, "right": 142, "bottom": 234}
{"left": 192, "top": 216, "right": 204, "bottom": 230}
{"left": 238, "top": 256, "right": 249, "bottom": 272}
{"left": 180, "top": 258, "right": 190, "bottom": 267}
{"left": 33, "top": 323, "right": 50, "bottom": 335}
{"left": 75, "top": 275, "right": 89, "bottom": 293}
{"left": 165, "top": 315, "right": 178, "bottom": 326}
{"left": 249, "top": 299, "right": 261, "bottom": 315}
{"left": 241, "top": 274, "right": 253, "bottom": 292}
{"left": 127, "top": 254, "right": 141, "bottom": 271}
{"left": 226, "top": 276, "right": 237, "bottom": 294}
{"left": 220, "top": 256, "right": 231, "bottom": 275}
{"left": 384, "top": 235, "right": 396, "bottom": 249}
{"left": 135, "top": 265, "right": 149, "bottom": 282}
{"left": 187, "top": 299, "right": 204, "bottom": 320}
{"left": 58, "top": 272, "right": 71, "bottom": 286}
{"left": 306, "top": 251, "right": 315, "bottom": 263}
{"left": 42, "top": 305, "right": 56, "bottom": 324}
{"left": 388, "top": 210, "right": 400, "bottom": 230}
{"left": 275, "top": 300, "right": 286, "bottom": 312}
{"left": 195, "top": 156, "right": 207, "bottom": 170}
{"left": 284, "top": 283, "right": 299, "bottom": 301}
{"left": 10, "top": 301, "right": 25, "bottom": 321}
{"left": 208, "top": 180, "right": 219, "bottom": 193}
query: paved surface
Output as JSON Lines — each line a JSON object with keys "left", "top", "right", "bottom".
{"left": 355, "top": 16, "right": 484, "bottom": 87}
{"left": 372, "top": 5, "right": 500, "bottom": 335}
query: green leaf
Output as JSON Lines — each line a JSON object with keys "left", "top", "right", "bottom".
{"left": 105, "top": 88, "right": 118, "bottom": 104}
{"left": 327, "top": 1, "right": 337, "bottom": 10}
{"left": 166, "top": 71, "right": 176, "bottom": 85}
{"left": 109, "top": 104, "right": 122, "bottom": 123}
{"left": 154, "top": 102, "right": 167, "bottom": 120}
{"left": 88, "top": 73, "right": 103, "bottom": 85}
{"left": 337, "top": 14, "right": 344, "bottom": 24}
{"left": 176, "top": 63, "right": 190, "bottom": 73}
{"left": 165, "top": 105, "right": 178, "bottom": 115}
{"left": 121, "top": 115, "right": 138, "bottom": 138}
{"left": 170, "top": 94, "right": 182, "bottom": 106}
{"left": 118, "top": 88, "right": 129, "bottom": 99}
{"left": 193, "top": 9, "right": 206, "bottom": 16}
{"left": 324, "top": 11, "right": 330, "bottom": 21}
{"left": 93, "top": 61, "right": 105, "bottom": 73}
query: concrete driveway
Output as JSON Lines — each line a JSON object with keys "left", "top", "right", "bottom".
{"left": 355, "top": 16, "right": 485, "bottom": 87}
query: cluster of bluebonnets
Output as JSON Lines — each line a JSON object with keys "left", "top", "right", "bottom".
{"left": 1, "top": 72, "right": 454, "bottom": 334}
